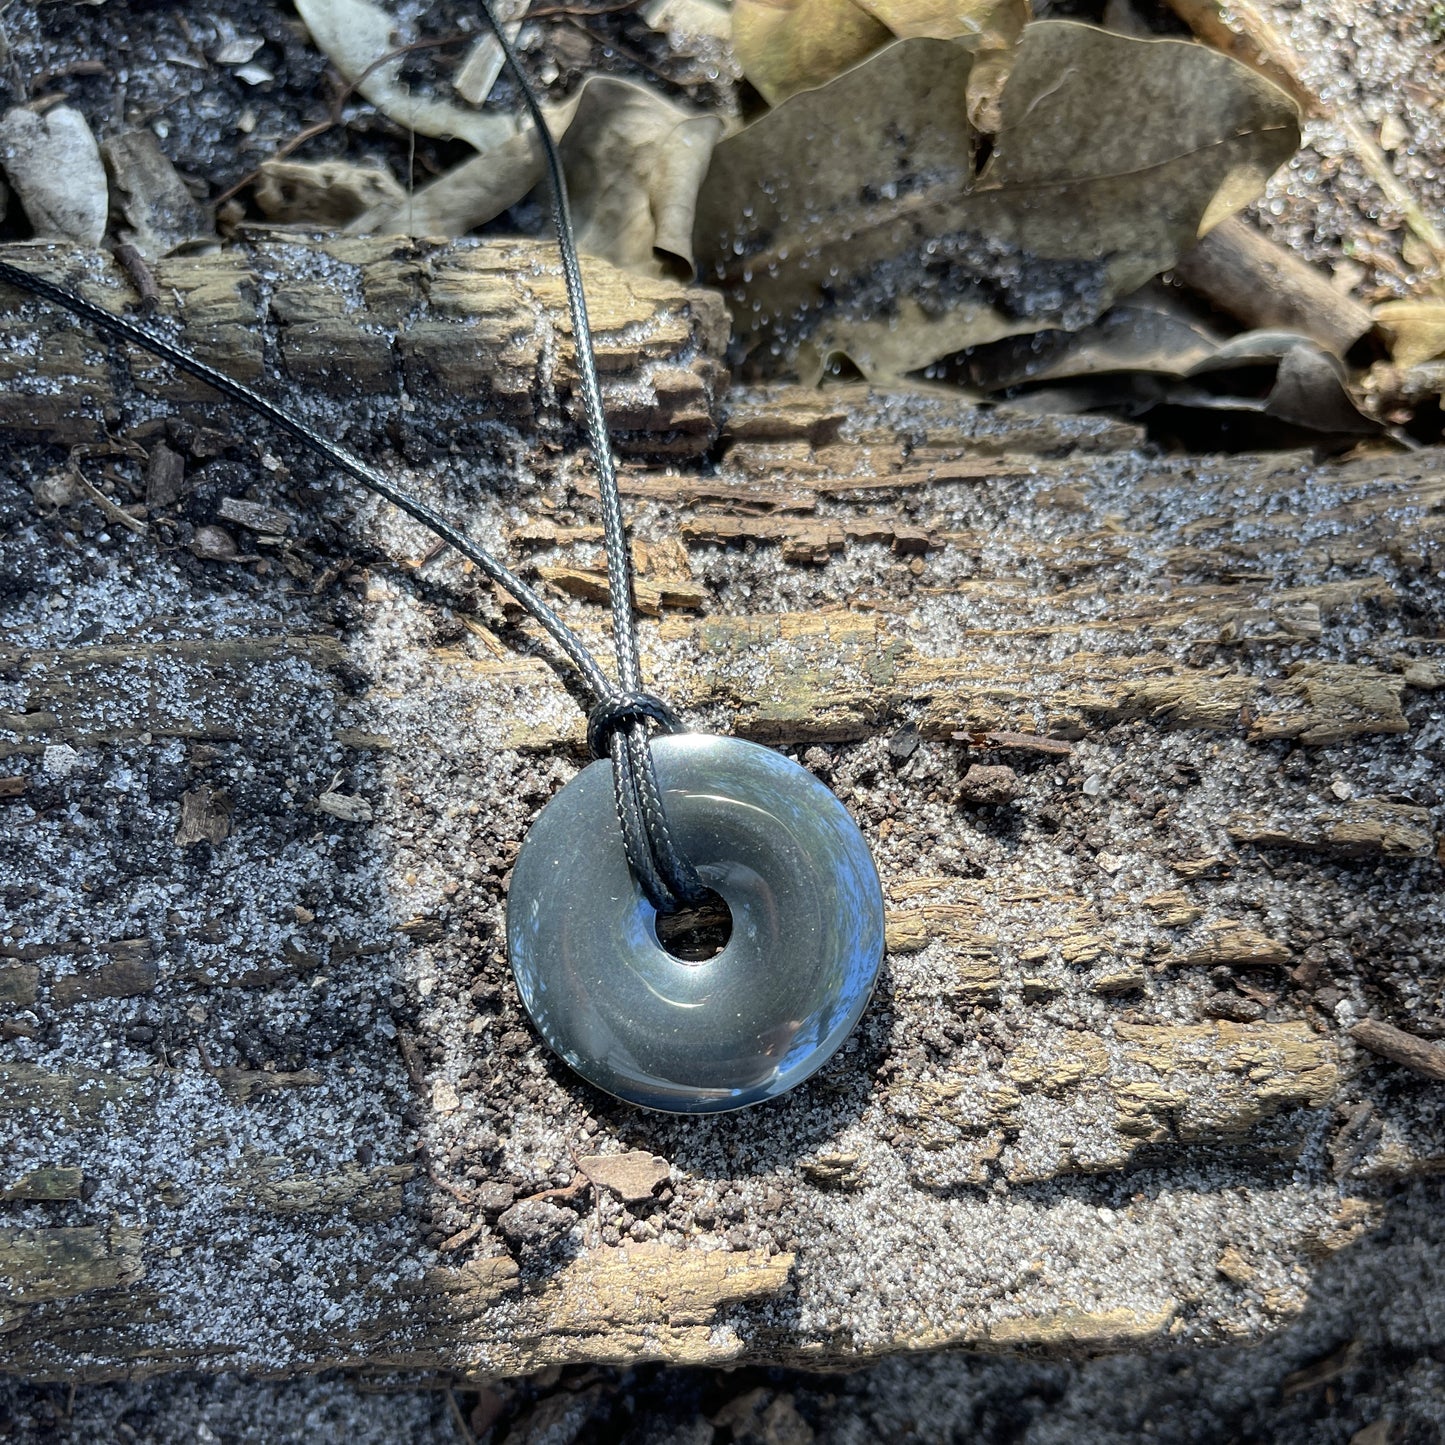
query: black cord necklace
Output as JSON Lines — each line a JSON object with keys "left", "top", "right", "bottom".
{"left": 0, "top": 3, "right": 885, "bottom": 1113}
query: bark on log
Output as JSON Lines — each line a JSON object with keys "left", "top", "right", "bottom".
{"left": 0, "top": 242, "right": 1442, "bottom": 1381}
{"left": 0, "top": 235, "right": 729, "bottom": 455}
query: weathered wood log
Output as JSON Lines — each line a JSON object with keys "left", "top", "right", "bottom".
{"left": 0, "top": 245, "right": 1442, "bottom": 1380}
{"left": 0, "top": 236, "right": 730, "bottom": 455}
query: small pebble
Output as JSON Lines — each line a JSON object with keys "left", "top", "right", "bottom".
{"left": 497, "top": 1198, "right": 576, "bottom": 1248}
{"left": 957, "top": 763, "right": 1019, "bottom": 806}
{"left": 190, "top": 525, "right": 237, "bottom": 561}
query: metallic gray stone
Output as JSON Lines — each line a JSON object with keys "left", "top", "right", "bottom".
{"left": 507, "top": 734, "right": 885, "bottom": 1113}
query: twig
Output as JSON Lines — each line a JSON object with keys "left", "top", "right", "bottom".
{"left": 31, "top": 60, "right": 111, "bottom": 90}
{"left": 1172, "top": 215, "right": 1374, "bottom": 355}
{"left": 560, "top": 13, "right": 673, "bottom": 86}
{"left": 444, "top": 1388, "right": 478, "bottom": 1445}
{"left": 526, "top": 1, "right": 642, "bottom": 17}
{"left": 427, "top": 1169, "right": 475, "bottom": 1205}
{"left": 68, "top": 446, "right": 148, "bottom": 536}
{"left": 113, "top": 242, "right": 160, "bottom": 311}
{"left": 515, "top": 1175, "right": 589, "bottom": 1206}
{"left": 1350, "top": 1018, "right": 1445, "bottom": 1081}
{"left": 438, "top": 1217, "right": 489, "bottom": 1253}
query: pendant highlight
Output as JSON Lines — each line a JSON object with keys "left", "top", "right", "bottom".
{"left": 506, "top": 734, "right": 885, "bottom": 1113}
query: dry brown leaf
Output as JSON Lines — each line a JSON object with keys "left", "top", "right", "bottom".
{"left": 968, "top": 287, "right": 1224, "bottom": 390}
{"left": 102, "top": 131, "right": 214, "bottom": 259}
{"left": 1183, "top": 331, "right": 1379, "bottom": 435}
{"left": 969, "top": 291, "right": 1374, "bottom": 436}
{"left": 862, "top": 0, "right": 1028, "bottom": 130}
{"left": 255, "top": 159, "right": 406, "bottom": 227}
{"left": 351, "top": 78, "right": 720, "bottom": 277}
{"left": 694, "top": 23, "right": 1300, "bottom": 383}
{"left": 557, "top": 81, "right": 723, "bottom": 277}
{"left": 294, "top": 0, "right": 518, "bottom": 154}
{"left": 1374, "top": 300, "right": 1445, "bottom": 370}
{"left": 0, "top": 105, "right": 108, "bottom": 247}
{"left": 348, "top": 128, "right": 545, "bottom": 238}
{"left": 1163, "top": 0, "right": 1445, "bottom": 284}
{"left": 732, "top": 0, "right": 1026, "bottom": 111}
{"left": 732, "top": 0, "right": 892, "bottom": 106}
{"left": 641, "top": 0, "right": 734, "bottom": 43}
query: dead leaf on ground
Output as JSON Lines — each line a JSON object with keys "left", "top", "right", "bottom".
{"left": 966, "top": 286, "right": 1224, "bottom": 390}
{"left": 350, "top": 77, "right": 720, "bottom": 278}
{"left": 297, "top": 0, "right": 718, "bottom": 271}
{"left": 1374, "top": 299, "right": 1445, "bottom": 370}
{"left": 1183, "top": 331, "right": 1379, "bottom": 435}
{"left": 556, "top": 81, "right": 722, "bottom": 277}
{"left": 0, "top": 105, "right": 108, "bottom": 247}
{"left": 255, "top": 158, "right": 406, "bottom": 226}
{"left": 103, "top": 131, "right": 214, "bottom": 259}
{"left": 1164, "top": 0, "right": 1445, "bottom": 285}
{"left": 294, "top": 0, "right": 519, "bottom": 154}
{"left": 642, "top": 0, "right": 734, "bottom": 44}
{"left": 977, "top": 303, "right": 1378, "bottom": 438}
{"left": 732, "top": 0, "right": 1027, "bottom": 118}
{"left": 732, "top": 0, "right": 891, "bottom": 106}
{"left": 694, "top": 23, "right": 1300, "bottom": 383}
{"left": 348, "top": 125, "right": 545, "bottom": 239}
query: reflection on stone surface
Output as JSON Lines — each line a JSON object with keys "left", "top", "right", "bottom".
{"left": 507, "top": 734, "right": 885, "bottom": 1113}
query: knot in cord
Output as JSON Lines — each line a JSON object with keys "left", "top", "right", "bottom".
{"left": 588, "top": 689, "right": 708, "bottom": 914}
{"left": 587, "top": 690, "right": 681, "bottom": 760}
{"left": 606, "top": 722, "right": 709, "bottom": 914}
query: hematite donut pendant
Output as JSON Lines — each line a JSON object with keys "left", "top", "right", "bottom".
{"left": 506, "top": 734, "right": 885, "bottom": 1113}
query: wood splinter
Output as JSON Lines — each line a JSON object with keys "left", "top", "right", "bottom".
{"left": 1349, "top": 1018, "right": 1445, "bottom": 1082}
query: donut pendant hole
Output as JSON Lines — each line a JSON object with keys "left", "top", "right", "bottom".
{"left": 653, "top": 887, "right": 733, "bottom": 961}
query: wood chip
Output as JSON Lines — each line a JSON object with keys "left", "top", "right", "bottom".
{"left": 1169, "top": 926, "right": 1293, "bottom": 969}
{"left": 102, "top": 130, "right": 213, "bottom": 259}
{"left": 176, "top": 784, "right": 232, "bottom": 846}
{"left": 145, "top": 442, "right": 187, "bottom": 507}
{"left": 536, "top": 565, "right": 706, "bottom": 615}
{"left": 213, "top": 1068, "right": 323, "bottom": 1104}
{"left": 0, "top": 965, "right": 39, "bottom": 1007}
{"left": 1172, "top": 855, "right": 1229, "bottom": 880}
{"left": 1281, "top": 1339, "right": 1361, "bottom": 1397}
{"left": 576, "top": 1151, "right": 671, "bottom": 1203}
{"left": 1141, "top": 891, "right": 1203, "bottom": 927}
{"left": 1228, "top": 799, "right": 1435, "bottom": 860}
{"left": 52, "top": 957, "right": 158, "bottom": 1007}
{"left": 315, "top": 791, "right": 374, "bottom": 823}
{"left": 218, "top": 497, "right": 292, "bottom": 536}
